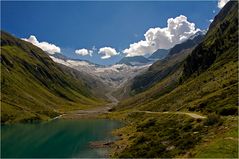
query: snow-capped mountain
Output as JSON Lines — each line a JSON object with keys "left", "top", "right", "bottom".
{"left": 50, "top": 55, "right": 151, "bottom": 89}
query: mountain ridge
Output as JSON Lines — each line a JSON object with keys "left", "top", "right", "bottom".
{"left": 117, "top": 56, "right": 152, "bottom": 66}
{"left": 148, "top": 49, "right": 169, "bottom": 60}
{"left": 168, "top": 30, "right": 205, "bottom": 56}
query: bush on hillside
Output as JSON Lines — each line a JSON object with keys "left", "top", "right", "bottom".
{"left": 203, "top": 113, "right": 222, "bottom": 126}
{"left": 219, "top": 105, "right": 238, "bottom": 115}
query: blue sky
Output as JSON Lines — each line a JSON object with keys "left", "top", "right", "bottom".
{"left": 1, "top": 1, "right": 220, "bottom": 65}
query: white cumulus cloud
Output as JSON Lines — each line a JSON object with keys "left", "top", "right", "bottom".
{"left": 98, "top": 47, "right": 119, "bottom": 59}
{"left": 209, "top": 19, "right": 214, "bottom": 23}
{"left": 123, "top": 15, "right": 200, "bottom": 57}
{"left": 75, "top": 48, "right": 93, "bottom": 56}
{"left": 218, "top": 0, "right": 230, "bottom": 9}
{"left": 22, "top": 35, "right": 61, "bottom": 54}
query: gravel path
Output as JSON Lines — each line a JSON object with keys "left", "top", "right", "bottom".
{"left": 135, "top": 110, "right": 207, "bottom": 119}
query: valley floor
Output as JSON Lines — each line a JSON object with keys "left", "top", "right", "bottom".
{"left": 57, "top": 92, "right": 119, "bottom": 119}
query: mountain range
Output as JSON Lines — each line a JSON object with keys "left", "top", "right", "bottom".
{"left": 49, "top": 30, "right": 205, "bottom": 92}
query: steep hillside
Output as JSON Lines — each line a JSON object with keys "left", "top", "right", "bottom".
{"left": 1, "top": 31, "right": 104, "bottom": 124}
{"left": 182, "top": 1, "right": 238, "bottom": 79}
{"left": 129, "top": 48, "right": 191, "bottom": 94}
{"left": 125, "top": 31, "right": 205, "bottom": 95}
{"left": 110, "top": 2, "right": 238, "bottom": 158}
{"left": 50, "top": 53, "right": 109, "bottom": 98}
{"left": 57, "top": 63, "right": 109, "bottom": 98}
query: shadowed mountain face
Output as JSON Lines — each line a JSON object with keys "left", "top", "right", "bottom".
{"left": 1, "top": 31, "right": 104, "bottom": 124}
{"left": 182, "top": 1, "right": 238, "bottom": 79}
{"left": 129, "top": 49, "right": 190, "bottom": 94}
{"left": 148, "top": 49, "right": 169, "bottom": 60}
{"left": 122, "top": 31, "right": 205, "bottom": 95}
{"left": 168, "top": 31, "right": 205, "bottom": 56}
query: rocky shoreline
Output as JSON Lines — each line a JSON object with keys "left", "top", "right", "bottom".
{"left": 89, "top": 141, "right": 114, "bottom": 148}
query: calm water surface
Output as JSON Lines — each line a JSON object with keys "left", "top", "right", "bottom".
{"left": 1, "top": 119, "right": 123, "bottom": 158}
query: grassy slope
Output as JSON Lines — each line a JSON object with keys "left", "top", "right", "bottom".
{"left": 1, "top": 31, "right": 105, "bottom": 124}
{"left": 193, "top": 116, "right": 238, "bottom": 158}
{"left": 103, "top": 111, "right": 237, "bottom": 158}
{"left": 110, "top": 1, "right": 238, "bottom": 158}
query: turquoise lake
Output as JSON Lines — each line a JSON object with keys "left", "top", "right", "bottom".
{"left": 1, "top": 119, "right": 123, "bottom": 158}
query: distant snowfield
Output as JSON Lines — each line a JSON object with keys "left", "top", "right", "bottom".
{"left": 50, "top": 56, "right": 151, "bottom": 88}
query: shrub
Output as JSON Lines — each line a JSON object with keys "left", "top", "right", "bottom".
{"left": 219, "top": 105, "right": 238, "bottom": 115}
{"left": 134, "top": 135, "right": 148, "bottom": 144}
{"left": 204, "top": 113, "right": 222, "bottom": 126}
{"left": 137, "top": 118, "right": 156, "bottom": 131}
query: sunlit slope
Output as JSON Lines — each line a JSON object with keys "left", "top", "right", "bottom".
{"left": 116, "top": 1, "right": 238, "bottom": 116}
{"left": 1, "top": 31, "right": 104, "bottom": 123}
